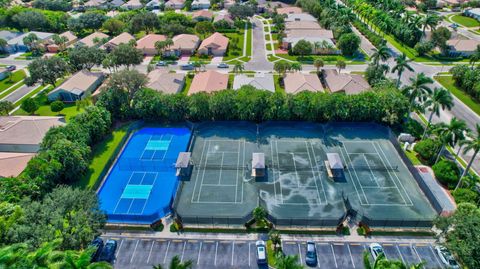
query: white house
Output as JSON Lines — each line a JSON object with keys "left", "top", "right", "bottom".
{"left": 191, "top": 0, "right": 210, "bottom": 9}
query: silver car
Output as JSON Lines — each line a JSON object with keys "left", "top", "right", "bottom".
{"left": 369, "top": 243, "right": 384, "bottom": 261}
{"left": 435, "top": 246, "right": 460, "bottom": 269}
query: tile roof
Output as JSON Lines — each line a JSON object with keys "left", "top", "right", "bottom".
{"left": 51, "top": 70, "right": 104, "bottom": 95}
{"left": 285, "top": 21, "right": 323, "bottom": 31}
{"left": 192, "top": 9, "right": 214, "bottom": 19}
{"left": 324, "top": 69, "right": 370, "bottom": 95}
{"left": 198, "top": 32, "right": 229, "bottom": 51}
{"left": 284, "top": 29, "right": 334, "bottom": 39}
{"left": 171, "top": 34, "right": 200, "bottom": 50}
{"left": 147, "top": 70, "right": 186, "bottom": 94}
{"left": 78, "top": 32, "right": 109, "bottom": 47}
{"left": 106, "top": 32, "right": 135, "bottom": 46}
{"left": 189, "top": 70, "right": 229, "bottom": 95}
{"left": 0, "top": 152, "right": 35, "bottom": 178}
{"left": 0, "top": 116, "right": 65, "bottom": 147}
{"left": 285, "top": 13, "right": 317, "bottom": 22}
{"left": 276, "top": 6, "right": 302, "bottom": 15}
{"left": 284, "top": 72, "right": 323, "bottom": 94}
{"left": 136, "top": 34, "right": 167, "bottom": 50}
{"left": 233, "top": 74, "right": 275, "bottom": 92}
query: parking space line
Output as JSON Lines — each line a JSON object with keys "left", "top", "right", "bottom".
{"left": 297, "top": 243, "right": 303, "bottom": 264}
{"left": 396, "top": 244, "right": 406, "bottom": 264}
{"left": 115, "top": 239, "right": 124, "bottom": 258}
{"left": 330, "top": 244, "right": 338, "bottom": 268}
{"left": 214, "top": 242, "right": 218, "bottom": 266}
{"left": 347, "top": 244, "right": 355, "bottom": 268}
{"left": 180, "top": 241, "right": 186, "bottom": 262}
{"left": 163, "top": 240, "right": 171, "bottom": 264}
{"left": 429, "top": 245, "right": 443, "bottom": 268}
{"left": 130, "top": 240, "right": 139, "bottom": 263}
{"left": 248, "top": 242, "right": 251, "bottom": 267}
{"left": 197, "top": 241, "right": 202, "bottom": 265}
{"left": 412, "top": 245, "right": 422, "bottom": 263}
{"left": 315, "top": 244, "right": 321, "bottom": 268}
{"left": 147, "top": 241, "right": 155, "bottom": 263}
{"left": 231, "top": 241, "right": 235, "bottom": 266}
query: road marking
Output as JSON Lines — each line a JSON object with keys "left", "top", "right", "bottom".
{"left": 429, "top": 244, "right": 444, "bottom": 268}
{"left": 181, "top": 241, "right": 186, "bottom": 262}
{"left": 172, "top": 240, "right": 182, "bottom": 243}
{"left": 248, "top": 242, "right": 251, "bottom": 267}
{"left": 330, "top": 244, "right": 338, "bottom": 268}
{"left": 130, "top": 240, "right": 139, "bottom": 263}
{"left": 412, "top": 245, "right": 422, "bottom": 263}
{"left": 188, "top": 240, "right": 198, "bottom": 243}
{"left": 197, "top": 241, "right": 202, "bottom": 265}
{"left": 383, "top": 243, "right": 394, "bottom": 246}
{"left": 315, "top": 243, "right": 321, "bottom": 268}
{"left": 231, "top": 241, "right": 235, "bottom": 266}
{"left": 147, "top": 241, "right": 155, "bottom": 263}
{"left": 214, "top": 242, "right": 218, "bottom": 266}
{"left": 350, "top": 243, "right": 361, "bottom": 246}
{"left": 396, "top": 244, "right": 406, "bottom": 264}
{"left": 347, "top": 244, "right": 356, "bottom": 268}
{"left": 298, "top": 243, "right": 303, "bottom": 264}
{"left": 115, "top": 240, "right": 124, "bottom": 258}
{"left": 333, "top": 243, "right": 344, "bottom": 246}
{"left": 163, "top": 240, "right": 171, "bottom": 264}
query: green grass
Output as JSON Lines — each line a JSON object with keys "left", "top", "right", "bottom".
{"left": 266, "top": 43, "right": 273, "bottom": 51}
{"left": 0, "top": 81, "right": 25, "bottom": 100}
{"left": 77, "top": 123, "right": 132, "bottom": 190}
{"left": 451, "top": 15, "right": 480, "bottom": 28}
{"left": 13, "top": 94, "right": 82, "bottom": 122}
{"left": 0, "top": 70, "right": 26, "bottom": 93}
{"left": 273, "top": 74, "right": 284, "bottom": 93}
{"left": 223, "top": 30, "right": 245, "bottom": 61}
{"left": 266, "top": 241, "right": 276, "bottom": 265}
{"left": 435, "top": 75, "right": 480, "bottom": 116}
{"left": 274, "top": 54, "right": 366, "bottom": 64}
{"left": 14, "top": 52, "right": 41, "bottom": 60}
{"left": 265, "top": 34, "right": 271, "bottom": 41}
{"left": 189, "top": 54, "right": 211, "bottom": 63}
{"left": 181, "top": 73, "right": 194, "bottom": 95}
{"left": 246, "top": 22, "right": 252, "bottom": 57}
{"left": 404, "top": 149, "right": 422, "bottom": 165}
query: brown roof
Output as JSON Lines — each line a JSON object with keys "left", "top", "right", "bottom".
{"left": 192, "top": 10, "right": 214, "bottom": 20}
{"left": 0, "top": 152, "right": 35, "bottom": 178}
{"left": 285, "top": 21, "right": 322, "bottom": 31}
{"left": 136, "top": 34, "right": 167, "bottom": 50}
{"left": 284, "top": 29, "right": 334, "bottom": 39}
{"left": 198, "top": 32, "right": 229, "bottom": 51}
{"left": 107, "top": 32, "right": 135, "bottom": 46}
{"left": 214, "top": 14, "right": 233, "bottom": 24}
{"left": 276, "top": 6, "right": 302, "bottom": 15}
{"left": 189, "top": 70, "right": 228, "bottom": 95}
{"left": 0, "top": 116, "right": 65, "bottom": 147}
{"left": 447, "top": 39, "right": 480, "bottom": 52}
{"left": 79, "top": 32, "right": 109, "bottom": 47}
{"left": 323, "top": 69, "right": 370, "bottom": 95}
{"left": 51, "top": 70, "right": 104, "bottom": 95}
{"left": 147, "top": 70, "right": 186, "bottom": 94}
{"left": 284, "top": 72, "right": 323, "bottom": 94}
{"left": 171, "top": 34, "right": 200, "bottom": 50}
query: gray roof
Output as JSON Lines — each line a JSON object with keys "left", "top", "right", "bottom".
{"left": 0, "top": 30, "right": 22, "bottom": 41}
{"left": 109, "top": 0, "right": 125, "bottom": 6}
{"left": 285, "top": 13, "right": 317, "bottom": 22}
{"left": 49, "top": 70, "right": 104, "bottom": 96}
{"left": 176, "top": 152, "right": 191, "bottom": 168}
{"left": 252, "top": 153, "right": 265, "bottom": 169}
{"left": 0, "top": 116, "right": 65, "bottom": 147}
{"left": 7, "top": 31, "right": 54, "bottom": 46}
{"left": 466, "top": 8, "right": 480, "bottom": 16}
{"left": 233, "top": 74, "right": 275, "bottom": 92}
{"left": 327, "top": 153, "right": 343, "bottom": 169}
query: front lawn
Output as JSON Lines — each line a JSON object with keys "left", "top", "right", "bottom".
{"left": 451, "top": 14, "right": 480, "bottom": 28}
{"left": 14, "top": 94, "right": 82, "bottom": 121}
{"left": 14, "top": 52, "right": 42, "bottom": 60}
{"left": 274, "top": 54, "right": 366, "bottom": 64}
{"left": 435, "top": 75, "right": 480, "bottom": 116}
{"left": 246, "top": 22, "right": 252, "bottom": 57}
{"left": 223, "top": 30, "right": 245, "bottom": 61}
{"left": 0, "top": 70, "right": 26, "bottom": 93}
{"left": 77, "top": 123, "right": 132, "bottom": 190}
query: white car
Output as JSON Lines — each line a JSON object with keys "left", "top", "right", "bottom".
{"left": 435, "top": 246, "right": 460, "bottom": 269}
{"left": 369, "top": 243, "right": 384, "bottom": 260}
{"left": 255, "top": 240, "right": 267, "bottom": 265}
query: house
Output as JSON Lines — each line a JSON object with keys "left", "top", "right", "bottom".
{"left": 285, "top": 13, "right": 317, "bottom": 22}
{"left": 102, "top": 32, "right": 135, "bottom": 51}
{"left": 48, "top": 70, "right": 104, "bottom": 102}
{"left": 214, "top": 14, "right": 234, "bottom": 25}
{"left": 447, "top": 39, "right": 480, "bottom": 56}
{"left": 198, "top": 32, "right": 229, "bottom": 56}
{"left": 192, "top": 10, "right": 214, "bottom": 21}
{"left": 323, "top": 69, "right": 370, "bottom": 95}
{"left": 77, "top": 32, "right": 110, "bottom": 47}
{"left": 284, "top": 72, "right": 323, "bottom": 94}
{"left": 282, "top": 37, "right": 337, "bottom": 53}
{"left": 84, "top": 0, "right": 106, "bottom": 8}
{"left": 6, "top": 31, "right": 54, "bottom": 53}
{"left": 147, "top": 70, "right": 186, "bottom": 94}
{"left": 0, "top": 67, "right": 8, "bottom": 81}
{"left": 191, "top": 0, "right": 210, "bottom": 9}
{"left": 165, "top": 0, "right": 185, "bottom": 9}
{"left": 285, "top": 21, "right": 323, "bottom": 31}
{"left": 465, "top": 8, "right": 480, "bottom": 20}
{"left": 108, "top": 0, "right": 125, "bottom": 7}
{"left": 136, "top": 34, "right": 167, "bottom": 55}
{"left": 46, "top": 31, "right": 78, "bottom": 53}
{"left": 122, "top": 0, "right": 143, "bottom": 9}
{"left": 0, "top": 116, "right": 65, "bottom": 153}
{"left": 0, "top": 116, "right": 65, "bottom": 177}
{"left": 0, "top": 30, "right": 22, "bottom": 53}
{"left": 282, "top": 29, "right": 334, "bottom": 51}
{"left": 164, "top": 34, "right": 200, "bottom": 56}
{"left": 146, "top": 0, "right": 161, "bottom": 9}
{"left": 276, "top": 6, "right": 302, "bottom": 15}
{"left": 189, "top": 70, "right": 228, "bottom": 95}
{"left": 233, "top": 74, "right": 275, "bottom": 92}
{"left": 223, "top": 0, "right": 235, "bottom": 8}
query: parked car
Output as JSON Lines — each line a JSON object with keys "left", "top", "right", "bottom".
{"left": 369, "top": 243, "right": 384, "bottom": 261}
{"left": 217, "top": 63, "right": 229, "bottom": 68}
{"left": 89, "top": 237, "right": 104, "bottom": 262}
{"left": 305, "top": 241, "right": 317, "bottom": 266}
{"left": 180, "top": 63, "right": 194, "bottom": 70}
{"left": 156, "top": 61, "right": 167, "bottom": 67}
{"left": 256, "top": 240, "right": 267, "bottom": 265}
{"left": 98, "top": 239, "right": 117, "bottom": 263}
{"left": 435, "top": 246, "right": 460, "bottom": 269}
{"left": 6, "top": 65, "right": 16, "bottom": 71}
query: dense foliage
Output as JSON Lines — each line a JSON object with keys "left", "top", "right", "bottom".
{"left": 450, "top": 65, "right": 480, "bottom": 100}
{"left": 413, "top": 138, "right": 440, "bottom": 164}
{"left": 432, "top": 159, "right": 460, "bottom": 188}
{"left": 351, "top": 19, "right": 385, "bottom": 48}
{"left": 452, "top": 188, "right": 479, "bottom": 204}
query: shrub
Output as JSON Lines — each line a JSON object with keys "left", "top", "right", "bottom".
{"left": 50, "top": 100, "right": 64, "bottom": 112}
{"left": 414, "top": 138, "right": 440, "bottom": 164}
{"left": 432, "top": 159, "right": 460, "bottom": 188}
{"left": 21, "top": 98, "right": 39, "bottom": 115}
{"left": 452, "top": 188, "right": 479, "bottom": 204}
{"left": 402, "top": 119, "right": 424, "bottom": 139}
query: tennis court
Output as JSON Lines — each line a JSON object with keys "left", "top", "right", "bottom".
{"left": 174, "top": 122, "right": 437, "bottom": 227}
{"left": 98, "top": 126, "right": 191, "bottom": 224}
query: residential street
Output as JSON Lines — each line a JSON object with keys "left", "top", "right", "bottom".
{"left": 244, "top": 17, "right": 273, "bottom": 71}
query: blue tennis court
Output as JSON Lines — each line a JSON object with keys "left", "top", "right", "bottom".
{"left": 98, "top": 126, "right": 191, "bottom": 224}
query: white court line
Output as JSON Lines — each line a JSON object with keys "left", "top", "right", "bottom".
{"left": 305, "top": 141, "right": 325, "bottom": 205}
{"left": 218, "top": 152, "right": 225, "bottom": 185}
{"left": 341, "top": 141, "right": 377, "bottom": 154}
{"left": 270, "top": 142, "right": 279, "bottom": 203}
{"left": 197, "top": 241, "right": 203, "bottom": 265}
{"left": 126, "top": 172, "right": 147, "bottom": 215}
{"left": 139, "top": 172, "right": 158, "bottom": 215}
{"left": 201, "top": 184, "right": 238, "bottom": 187}
{"left": 339, "top": 146, "right": 368, "bottom": 205}
{"left": 191, "top": 140, "right": 207, "bottom": 203}
{"left": 115, "top": 239, "right": 124, "bottom": 258}
{"left": 275, "top": 140, "right": 285, "bottom": 204}
{"left": 347, "top": 244, "right": 355, "bottom": 268}
{"left": 235, "top": 140, "right": 240, "bottom": 203}
{"left": 241, "top": 140, "right": 245, "bottom": 203}
{"left": 130, "top": 240, "right": 139, "bottom": 263}
{"left": 361, "top": 153, "right": 380, "bottom": 187}
{"left": 140, "top": 135, "right": 153, "bottom": 160}
{"left": 330, "top": 244, "right": 338, "bottom": 268}
{"left": 196, "top": 141, "right": 212, "bottom": 202}
{"left": 180, "top": 241, "right": 186, "bottom": 262}
{"left": 396, "top": 244, "right": 406, "bottom": 264}
{"left": 147, "top": 241, "right": 155, "bottom": 263}
{"left": 163, "top": 240, "right": 171, "bottom": 264}
{"left": 214, "top": 242, "right": 218, "bottom": 266}
{"left": 290, "top": 152, "right": 301, "bottom": 188}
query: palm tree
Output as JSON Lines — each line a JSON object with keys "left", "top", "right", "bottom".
{"left": 269, "top": 230, "right": 282, "bottom": 252}
{"left": 274, "top": 253, "right": 303, "bottom": 269}
{"left": 363, "top": 250, "right": 424, "bottom": 269}
{"left": 313, "top": 59, "right": 324, "bottom": 73}
{"left": 455, "top": 124, "right": 480, "bottom": 189}
{"left": 291, "top": 62, "right": 302, "bottom": 72}
{"left": 336, "top": 60, "right": 346, "bottom": 73}
{"left": 422, "top": 87, "right": 454, "bottom": 138}
{"left": 422, "top": 13, "right": 439, "bottom": 37}
{"left": 469, "top": 45, "right": 480, "bottom": 68}
{"left": 402, "top": 73, "right": 433, "bottom": 116}
{"left": 153, "top": 255, "right": 193, "bottom": 269}
{"left": 233, "top": 63, "right": 244, "bottom": 74}
{"left": 371, "top": 45, "right": 390, "bottom": 67}
{"left": 432, "top": 118, "right": 468, "bottom": 164}
{"left": 391, "top": 53, "right": 413, "bottom": 88}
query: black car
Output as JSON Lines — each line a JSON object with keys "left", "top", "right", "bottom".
{"left": 305, "top": 241, "right": 317, "bottom": 266}
{"left": 98, "top": 239, "right": 117, "bottom": 263}
{"left": 89, "top": 237, "right": 104, "bottom": 262}
{"left": 6, "top": 65, "right": 16, "bottom": 71}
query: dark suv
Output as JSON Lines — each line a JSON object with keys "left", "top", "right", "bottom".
{"left": 98, "top": 239, "right": 117, "bottom": 263}
{"left": 89, "top": 238, "right": 104, "bottom": 262}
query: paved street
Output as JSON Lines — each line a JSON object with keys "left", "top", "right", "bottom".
{"left": 1, "top": 83, "right": 37, "bottom": 103}
{"left": 103, "top": 235, "right": 445, "bottom": 269}
{"left": 244, "top": 17, "right": 273, "bottom": 71}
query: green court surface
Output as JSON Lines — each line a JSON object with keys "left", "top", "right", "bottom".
{"left": 174, "top": 122, "right": 437, "bottom": 227}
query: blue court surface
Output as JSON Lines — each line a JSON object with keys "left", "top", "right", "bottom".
{"left": 98, "top": 126, "right": 191, "bottom": 224}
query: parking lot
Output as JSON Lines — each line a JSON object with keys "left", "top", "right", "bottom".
{"left": 103, "top": 236, "right": 445, "bottom": 269}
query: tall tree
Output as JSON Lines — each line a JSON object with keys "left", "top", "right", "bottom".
{"left": 422, "top": 87, "right": 454, "bottom": 138}
{"left": 0, "top": 38, "right": 7, "bottom": 53}
{"left": 432, "top": 117, "right": 468, "bottom": 164}
{"left": 67, "top": 46, "right": 106, "bottom": 71}
{"left": 107, "top": 69, "right": 148, "bottom": 103}
{"left": 336, "top": 60, "right": 346, "bottom": 73}
{"left": 337, "top": 33, "right": 361, "bottom": 56}
{"left": 371, "top": 45, "right": 390, "bottom": 67}
{"left": 391, "top": 53, "right": 413, "bottom": 88}
{"left": 456, "top": 124, "right": 480, "bottom": 189}
{"left": 28, "top": 57, "right": 69, "bottom": 87}
{"left": 401, "top": 73, "right": 433, "bottom": 116}
{"left": 421, "top": 13, "right": 439, "bottom": 37}
{"left": 274, "top": 253, "right": 303, "bottom": 269}
{"left": 469, "top": 45, "right": 480, "bottom": 68}
{"left": 313, "top": 59, "right": 324, "bottom": 73}
{"left": 233, "top": 63, "right": 244, "bottom": 74}
{"left": 153, "top": 255, "right": 193, "bottom": 269}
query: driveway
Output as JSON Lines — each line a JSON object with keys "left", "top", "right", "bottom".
{"left": 244, "top": 17, "right": 273, "bottom": 71}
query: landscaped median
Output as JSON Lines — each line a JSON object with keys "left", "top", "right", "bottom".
{"left": 0, "top": 70, "right": 26, "bottom": 98}
{"left": 449, "top": 14, "right": 480, "bottom": 28}
{"left": 434, "top": 75, "right": 480, "bottom": 116}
